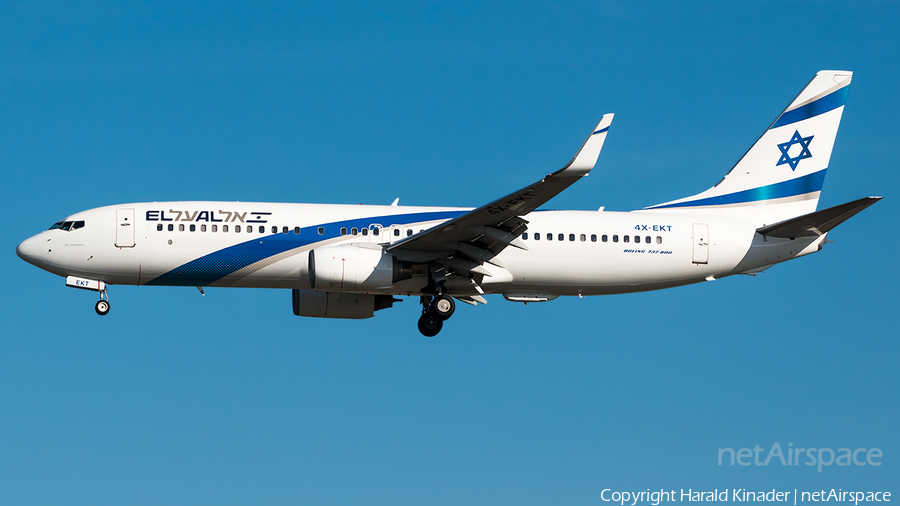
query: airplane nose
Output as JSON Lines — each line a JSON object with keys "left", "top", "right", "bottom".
{"left": 16, "top": 235, "right": 43, "bottom": 267}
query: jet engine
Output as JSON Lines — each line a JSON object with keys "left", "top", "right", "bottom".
{"left": 308, "top": 243, "right": 412, "bottom": 291}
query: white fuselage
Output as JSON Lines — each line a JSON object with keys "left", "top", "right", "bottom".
{"left": 17, "top": 201, "right": 825, "bottom": 298}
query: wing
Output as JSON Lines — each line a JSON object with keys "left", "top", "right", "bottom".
{"left": 387, "top": 114, "right": 614, "bottom": 271}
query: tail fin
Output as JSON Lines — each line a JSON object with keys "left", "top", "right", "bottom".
{"left": 646, "top": 70, "right": 853, "bottom": 223}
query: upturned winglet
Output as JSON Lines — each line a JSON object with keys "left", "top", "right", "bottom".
{"left": 559, "top": 113, "right": 614, "bottom": 175}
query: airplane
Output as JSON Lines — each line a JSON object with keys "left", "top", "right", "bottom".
{"left": 16, "top": 70, "right": 880, "bottom": 336}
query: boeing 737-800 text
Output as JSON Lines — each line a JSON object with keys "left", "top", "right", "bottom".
{"left": 16, "top": 71, "right": 879, "bottom": 336}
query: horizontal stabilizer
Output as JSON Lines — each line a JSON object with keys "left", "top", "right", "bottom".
{"left": 756, "top": 196, "right": 881, "bottom": 238}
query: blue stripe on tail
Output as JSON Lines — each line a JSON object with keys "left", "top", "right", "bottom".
{"left": 648, "top": 170, "right": 827, "bottom": 209}
{"left": 770, "top": 87, "right": 850, "bottom": 129}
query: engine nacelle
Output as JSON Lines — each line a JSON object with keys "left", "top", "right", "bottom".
{"left": 292, "top": 289, "right": 397, "bottom": 319}
{"left": 308, "top": 243, "right": 411, "bottom": 291}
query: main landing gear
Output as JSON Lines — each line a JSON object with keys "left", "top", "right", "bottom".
{"left": 417, "top": 293, "right": 456, "bottom": 337}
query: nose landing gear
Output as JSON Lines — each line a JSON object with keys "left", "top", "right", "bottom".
{"left": 65, "top": 276, "right": 110, "bottom": 316}
{"left": 94, "top": 288, "right": 110, "bottom": 316}
{"left": 95, "top": 299, "right": 110, "bottom": 316}
{"left": 417, "top": 293, "right": 456, "bottom": 337}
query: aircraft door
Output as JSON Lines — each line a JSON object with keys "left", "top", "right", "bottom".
{"left": 368, "top": 224, "right": 386, "bottom": 244}
{"left": 116, "top": 208, "right": 135, "bottom": 248}
{"left": 388, "top": 224, "right": 404, "bottom": 244}
{"left": 692, "top": 223, "right": 708, "bottom": 264}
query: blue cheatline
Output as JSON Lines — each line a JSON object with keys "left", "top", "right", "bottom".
{"left": 145, "top": 210, "right": 465, "bottom": 286}
{"left": 647, "top": 169, "right": 827, "bottom": 209}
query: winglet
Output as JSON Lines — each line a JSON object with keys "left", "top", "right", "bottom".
{"left": 560, "top": 113, "right": 614, "bottom": 175}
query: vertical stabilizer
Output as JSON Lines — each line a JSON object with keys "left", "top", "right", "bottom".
{"left": 646, "top": 71, "right": 852, "bottom": 224}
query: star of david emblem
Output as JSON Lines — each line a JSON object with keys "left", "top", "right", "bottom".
{"left": 776, "top": 130, "right": 814, "bottom": 171}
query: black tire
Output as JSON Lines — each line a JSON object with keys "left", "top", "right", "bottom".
{"left": 430, "top": 295, "right": 455, "bottom": 320}
{"left": 95, "top": 300, "right": 110, "bottom": 316}
{"left": 417, "top": 313, "right": 443, "bottom": 337}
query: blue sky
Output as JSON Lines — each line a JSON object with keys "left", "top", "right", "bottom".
{"left": 1, "top": 1, "right": 897, "bottom": 504}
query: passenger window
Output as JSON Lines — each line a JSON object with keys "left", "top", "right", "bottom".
{"left": 623, "top": 235, "right": 629, "bottom": 243}
{"left": 168, "top": 224, "right": 174, "bottom": 232}
{"left": 362, "top": 228, "right": 368, "bottom": 236}
{"left": 634, "top": 235, "right": 640, "bottom": 243}
{"left": 646, "top": 236, "right": 651, "bottom": 243}
{"left": 247, "top": 225, "right": 252, "bottom": 233}
{"left": 522, "top": 232, "right": 528, "bottom": 240}
{"left": 212, "top": 225, "right": 217, "bottom": 232}
{"left": 592, "top": 234, "right": 598, "bottom": 242}
{"left": 407, "top": 229, "right": 413, "bottom": 237}
{"left": 601, "top": 234, "right": 607, "bottom": 242}
{"left": 372, "top": 227, "right": 379, "bottom": 236}
{"left": 558, "top": 233, "right": 564, "bottom": 241}
{"left": 317, "top": 227, "right": 324, "bottom": 235}
{"left": 157, "top": 224, "right": 163, "bottom": 231}
{"left": 283, "top": 226, "right": 290, "bottom": 234}
{"left": 351, "top": 227, "right": 358, "bottom": 235}
{"left": 613, "top": 235, "right": 618, "bottom": 243}
{"left": 236, "top": 225, "right": 241, "bottom": 232}
{"left": 580, "top": 234, "right": 586, "bottom": 242}
{"left": 179, "top": 224, "right": 185, "bottom": 232}
{"left": 200, "top": 224, "right": 206, "bottom": 232}
{"left": 534, "top": 233, "right": 540, "bottom": 241}
{"left": 569, "top": 234, "right": 575, "bottom": 241}
{"left": 222, "top": 224, "right": 228, "bottom": 232}
{"left": 547, "top": 233, "right": 552, "bottom": 241}
{"left": 271, "top": 226, "right": 277, "bottom": 234}
{"left": 393, "top": 228, "right": 400, "bottom": 237}
{"left": 294, "top": 227, "right": 300, "bottom": 234}
{"left": 656, "top": 236, "right": 662, "bottom": 244}
{"left": 190, "top": 224, "right": 196, "bottom": 232}
{"left": 340, "top": 227, "right": 347, "bottom": 235}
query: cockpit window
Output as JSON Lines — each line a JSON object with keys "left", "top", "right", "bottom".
{"left": 49, "top": 220, "right": 86, "bottom": 231}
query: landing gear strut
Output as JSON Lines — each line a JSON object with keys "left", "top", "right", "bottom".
{"left": 417, "top": 292, "right": 456, "bottom": 337}
{"left": 95, "top": 288, "right": 110, "bottom": 316}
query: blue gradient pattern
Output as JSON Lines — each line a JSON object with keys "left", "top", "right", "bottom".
{"left": 146, "top": 210, "right": 465, "bottom": 286}
{"left": 648, "top": 169, "right": 826, "bottom": 209}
